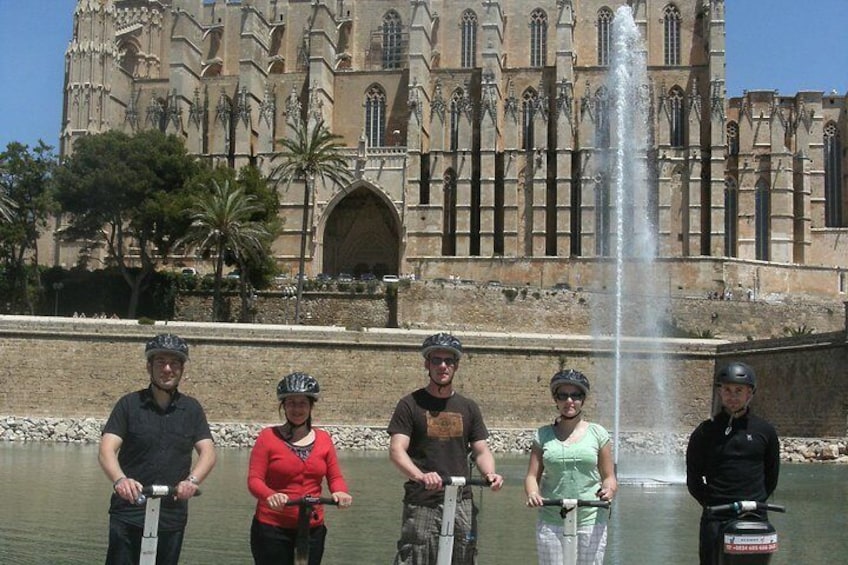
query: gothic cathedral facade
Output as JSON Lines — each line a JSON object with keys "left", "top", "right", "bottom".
{"left": 58, "top": 0, "right": 847, "bottom": 290}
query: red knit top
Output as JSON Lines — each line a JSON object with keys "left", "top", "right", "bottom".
{"left": 248, "top": 426, "right": 349, "bottom": 529}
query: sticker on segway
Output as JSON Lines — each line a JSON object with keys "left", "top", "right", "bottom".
{"left": 724, "top": 533, "right": 778, "bottom": 554}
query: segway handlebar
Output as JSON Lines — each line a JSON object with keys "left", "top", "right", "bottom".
{"left": 440, "top": 475, "right": 492, "bottom": 487}
{"left": 540, "top": 498, "right": 611, "bottom": 510}
{"left": 706, "top": 501, "right": 786, "bottom": 515}
{"left": 284, "top": 496, "right": 339, "bottom": 507}
{"left": 136, "top": 484, "right": 201, "bottom": 505}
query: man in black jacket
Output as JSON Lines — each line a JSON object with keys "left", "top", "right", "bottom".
{"left": 686, "top": 362, "right": 780, "bottom": 565}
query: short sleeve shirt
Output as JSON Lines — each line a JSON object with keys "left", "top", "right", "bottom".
{"left": 387, "top": 388, "right": 489, "bottom": 505}
{"left": 102, "top": 387, "right": 213, "bottom": 530}
{"left": 535, "top": 422, "right": 610, "bottom": 527}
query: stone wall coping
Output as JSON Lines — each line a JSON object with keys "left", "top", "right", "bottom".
{"left": 0, "top": 315, "right": 725, "bottom": 357}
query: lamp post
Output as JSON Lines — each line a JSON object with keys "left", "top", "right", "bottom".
{"left": 52, "top": 282, "right": 64, "bottom": 316}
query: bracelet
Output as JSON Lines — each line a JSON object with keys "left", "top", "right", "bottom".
{"left": 187, "top": 475, "right": 200, "bottom": 486}
{"left": 113, "top": 476, "right": 127, "bottom": 489}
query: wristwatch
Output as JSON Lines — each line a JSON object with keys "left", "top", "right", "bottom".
{"left": 187, "top": 474, "right": 200, "bottom": 486}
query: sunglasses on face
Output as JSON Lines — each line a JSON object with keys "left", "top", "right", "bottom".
{"left": 554, "top": 391, "right": 585, "bottom": 401}
{"left": 428, "top": 356, "right": 457, "bottom": 367}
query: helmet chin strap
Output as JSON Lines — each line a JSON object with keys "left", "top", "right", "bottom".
{"left": 724, "top": 398, "right": 752, "bottom": 435}
{"left": 151, "top": 379, "right": 177, "bottom": 396}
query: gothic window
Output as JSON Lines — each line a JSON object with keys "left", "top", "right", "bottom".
{"left": 663, "top": 4, "right": 681, "bottom": 66}
{"left": 118, "top": 40, "right": 140, "bottom": 78}
{"left": 382, "top": 11, "right": 403, "bottom": 69}
{"left": 530, "top": 9, "right": 548, "bottom": 68}
{"left": 669, "top": 86, "right": 685, "bottom": 147}
{"left": 595, "top": 174, "right": 611, "bottom": 256}
{"left": 727, "top": 121, "right": 739, "bottom": 156}
{"left": 597, "top": 8, "right": 613, "bottom": 66}
{"left": 522, "top": 89, "right": 537, "bottom": 151}
{"left": 450, "top": 89, "right": 463, "bottom": 151}
{"left": 595, "top": 87, "right": 610, "bottom": 148}
{"left": 724, "top": 178, "right": 738, "bottom": 257}
{"left": 824, "top": 121, "right": 843, "bottom": 227}
{"left": 461, "top": 10, "right": 478, "bottom": 68}
{"left": 755, "top": 178, "right": 770, "bottom": 261}
{"left": 365, "top": 85, "right": 386, "bottom": 147}
{"left": 442, "top": 169, "right": 458, "bottom": 256}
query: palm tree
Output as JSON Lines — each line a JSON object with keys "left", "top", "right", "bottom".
{"left": 271, "top": 119, "right": 353, "bottom": 323}
{"left": 179, "top": 179, "right": 272, "bottom": 321}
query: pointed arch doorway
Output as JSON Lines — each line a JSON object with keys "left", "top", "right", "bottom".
{"left": 320, "top": 186, "right": 400, "bottom": 278}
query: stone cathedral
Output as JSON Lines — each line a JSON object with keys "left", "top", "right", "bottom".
{"left": 57, "top": 0, "right": 848, "bottom": 297}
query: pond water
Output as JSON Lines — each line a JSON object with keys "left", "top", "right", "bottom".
{"left": 0, "top": 443, "right": 844, "bottom": 564}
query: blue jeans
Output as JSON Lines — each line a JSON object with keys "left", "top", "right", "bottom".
{"left": 250, "top": 516, "right": 328, "bottom": 565}
{"left": 106, "top": 516, "right": 184, "bottom": 565}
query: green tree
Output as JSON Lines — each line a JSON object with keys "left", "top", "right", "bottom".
{"left": 0, "top": 186, "right": 14, "bottom": 222}
{"left": 54, "top": 130, "right": 201, "bottom": 318}
{"left": 178, "top": 177, "right": 274, "bottom": 321}
{"left": 270, "top": 119, "right": 352, "bottom": 323}
{"left": 0, "top": 141, "right": 58, "bottom": 313}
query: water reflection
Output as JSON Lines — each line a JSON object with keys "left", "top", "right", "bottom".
{"left": 0, "top": 443, "right": 845, "bottom": 564}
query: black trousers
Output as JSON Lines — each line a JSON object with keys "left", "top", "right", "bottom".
{"left": 250, "top": 516, "right": 328, "bottom": 565}
{"left": 105, "top": 515, "right": 184, "bottom": 565}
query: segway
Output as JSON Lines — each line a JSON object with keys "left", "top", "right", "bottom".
{"left": 539, "top": 498, "right": 611, "bottom": 565}
{"left": 135, "top": 485, "right": 201, "bottom": 565}
{"left": 284, "top": 496, "right": 339, "bottom": 565}
{"left": 436, "top": 476, "right": 491, "bottom": 565}
{"left": 706, "top": 501, "right": 786, "bottom": 564}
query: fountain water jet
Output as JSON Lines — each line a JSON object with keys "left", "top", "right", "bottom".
{"left": 604, "top": 6, "right": 680, "bottom": 482}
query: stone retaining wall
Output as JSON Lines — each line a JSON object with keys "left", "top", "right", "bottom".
{"left": 2, "top": 316, "right": 847, "bottom": 439}
{"left": 175, "top": 283, "right": 847, "bottom": 342}
{"left": 1, "top": 416, "right": 844, "bottom": 464}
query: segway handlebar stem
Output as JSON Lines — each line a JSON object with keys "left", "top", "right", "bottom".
{"left": 706, "top": 501, "right": 786, "bottom": 515}
{"left": 440, "top": 475, "right": 492, "bottom": 487}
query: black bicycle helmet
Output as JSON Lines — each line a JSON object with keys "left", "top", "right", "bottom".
{"left": 421, "top": 332, "right": 463, "bottom": 358}
{"left": 144, "top": 333, "right": 189, "bottom": 361}
{"left": 715, "top": 362, "right": 756, "bottom": 390}
{"left": 549, "top": 369, "right": 590, "bottom": 395}
{"left": 277, "top": 372, "right": 320, "bottom": 401}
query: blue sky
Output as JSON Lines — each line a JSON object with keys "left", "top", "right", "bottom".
{"left": 1, "top": 0, "right": 846, "bottom": 152}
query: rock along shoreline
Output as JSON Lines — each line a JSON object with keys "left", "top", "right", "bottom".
{"left": 0, "top": 416, "right": 845, "bottom": 464}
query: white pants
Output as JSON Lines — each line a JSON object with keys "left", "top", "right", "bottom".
{"left": 535, "top": 520, "right": 607, "bottom": 565}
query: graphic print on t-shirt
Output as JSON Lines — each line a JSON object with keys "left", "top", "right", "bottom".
{"left": 426, "top": 411, "right": 463, "bottom": 439}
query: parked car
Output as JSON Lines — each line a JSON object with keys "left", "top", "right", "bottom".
{"left": 180, "top": 267, "right": 198, "bottom": 277}
{"left": 226, "top": 270, "right": 240, "bottom": 280}
{"left": 337, "top": 273, "right": 353, "bottom": 283}
{"left": 360, "top": 273, "right": 377, "bottom": 281}
{"left": 316, "top": 273, "right": 333, "bottom": 283}
{"left": 382, "top": 274, "right": 400, "bottom": 284}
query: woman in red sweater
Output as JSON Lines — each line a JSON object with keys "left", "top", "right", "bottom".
{"left": 248, "top": 372, "right": 352, "bottom": 565}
